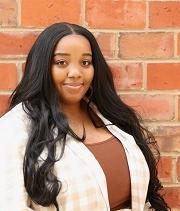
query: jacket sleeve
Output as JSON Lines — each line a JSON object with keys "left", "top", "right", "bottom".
{"left": 0, "top": 107, "right": 34, "bottom": 211}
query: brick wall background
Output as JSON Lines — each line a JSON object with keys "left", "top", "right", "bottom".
{"left": 0, "top": 0, "right": 179, "bottom": 210}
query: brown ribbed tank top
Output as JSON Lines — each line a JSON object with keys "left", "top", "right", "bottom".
{"left": 85, "top": 136, "right": 131, "bottom": 210}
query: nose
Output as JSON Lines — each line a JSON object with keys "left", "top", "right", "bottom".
{"left": 68, "top": 65, "right": 82, "bottom": 78}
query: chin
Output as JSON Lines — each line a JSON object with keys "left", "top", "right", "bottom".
{"left": 62, "top": 98, "right": 83, "bottom": 105}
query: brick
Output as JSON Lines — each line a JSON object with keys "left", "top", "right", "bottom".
{"left": 151, "top": 126, "right": 180, "bottom": 153}
{"left": 163, "top": 187, "right": 180, "bottom": 209}
{"left": 177, "top": 157, "right": 180, "bottom": 182}
{"left": 0, "top": 32, "right": 39, "bottom": 56}
{"left": 152, "top": 126, "right": 180, "bottom": 137}
{"left": 21, "top": 0, "right": 81, "bottom": 27}
{"left": 0, "top": 0, "right": 17, "bottom": 26}
{"left": 119, "top": 33, "right": 173, "bottom": 59}
{"left": 0, "top": 95, "right": 9, "bottom": 116}
{"left": 149, "top": 2, "right": 180, "bottom": 28}
{"left": 179, "top": 96, "right": 180, "bottom": 120}
{"left": 86, "top": 0, "right": 145, "bottom": 29}
{"left": 0, "top": 64, "right": 17, "bottom": 90}
{"left": 110, "top": 63, "right": 143, "bottom": 90}
{"left": 93, "top": 33, "right": 116, "bottom": 58}
{"left": 157, "top": 157, "right": 172, "bottom": 183}
{"left": 121, "top": 95, "right": 174, "bottom": 121}
{"left": 178, "top": 33, "right": 180, "bottom": 57}
{"left": 147, "top": 63, "right": 180, "bottom": 90}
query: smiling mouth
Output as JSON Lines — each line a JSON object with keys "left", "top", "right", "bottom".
{"left": 63, "top": 82, "right": 83, "bottom": 87}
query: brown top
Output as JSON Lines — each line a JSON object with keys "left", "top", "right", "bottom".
{"left": 85, "top": 136, "right": 131, "bottom": 210}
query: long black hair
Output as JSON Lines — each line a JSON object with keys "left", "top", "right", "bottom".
{"left": 9, "top": 22, "right": 170, "bottom": 210}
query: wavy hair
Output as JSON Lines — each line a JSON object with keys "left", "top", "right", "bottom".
{"left": 9, "top": 22, "right": 170, "bottom": 210}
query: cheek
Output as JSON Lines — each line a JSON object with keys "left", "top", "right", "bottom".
{"left": 85, "top": 68, "right": 94, "bottom": 83}
{"left": 51, "top": 68, "right": 66, "bottom": 83}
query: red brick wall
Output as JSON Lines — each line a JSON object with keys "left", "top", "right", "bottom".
{"left": 0, "top": 0, "right": 179, "bottom": 209}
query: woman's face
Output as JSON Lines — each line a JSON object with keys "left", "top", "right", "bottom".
{"left": 51, "top": 34, "right": 94, "bottom": 105}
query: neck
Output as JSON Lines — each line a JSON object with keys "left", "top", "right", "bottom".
{"left": 62, "top": 101, "right": 87, "bottom": 141}
{"left": 62, "top": 101, "right": 86, "bottom": 122}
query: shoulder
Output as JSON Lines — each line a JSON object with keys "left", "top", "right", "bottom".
{"left": 0, "top": 103, "right": 30, "bottom": 127}
{"left": 0, "top": 103, "right": 31, "bottom": 147}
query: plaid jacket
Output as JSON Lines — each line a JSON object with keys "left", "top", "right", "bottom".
{"left": 0, "top": 103, "right": 151, "bottom": 211}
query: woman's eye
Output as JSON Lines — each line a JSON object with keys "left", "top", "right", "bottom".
{"left": 55, "top": 60, "right": 67, "bottom": 66}
{"left": 82, "top": 60, "right": 92, "bottom": 67}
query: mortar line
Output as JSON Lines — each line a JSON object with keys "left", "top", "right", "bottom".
{"left": 16, "top": 0, "right": 21, "bottom": 27}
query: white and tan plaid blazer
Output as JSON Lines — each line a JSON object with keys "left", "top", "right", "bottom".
{"left": 0, "top": 103, "right": 152, "bottom": 211}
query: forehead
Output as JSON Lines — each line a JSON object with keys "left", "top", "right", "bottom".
{"left": 54, "top": 34, "right": 92, "bottom": 54}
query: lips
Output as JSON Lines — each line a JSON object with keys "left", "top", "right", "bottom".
{"left": 62, "top": 82, "right": 84, "bottom": 92}
{"left": 63, "top": 82, "right": 83, "bottom": 87}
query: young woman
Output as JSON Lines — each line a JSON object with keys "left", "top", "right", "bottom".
{"left": 0, "top": 22, "right": 170, "bottom": 211}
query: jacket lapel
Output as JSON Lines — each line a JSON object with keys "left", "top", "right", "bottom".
{"left": 66, "top": 135, "right": 110, "bottom": 210}
{"left": 96, "top": 111, "right": 150, "bottom": 211}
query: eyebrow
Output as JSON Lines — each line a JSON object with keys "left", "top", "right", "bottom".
{"left": 53, "top": 53, "right": 92, "bottom": 57}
